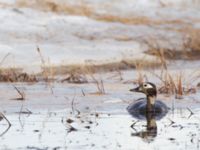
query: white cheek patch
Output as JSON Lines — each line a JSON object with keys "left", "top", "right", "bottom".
{"left": 143, "top": 83, "right": 153, "bottom": 89}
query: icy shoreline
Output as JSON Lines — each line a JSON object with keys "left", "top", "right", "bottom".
{"left": 0, "top": 0, "right": 199, "bottom": 73}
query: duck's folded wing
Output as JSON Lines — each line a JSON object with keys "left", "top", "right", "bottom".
{"left": 127, "top": 98, "right": 147, "bottom": 113}
{"left": 155, "top": 101, "right": 168, "bottom": 113}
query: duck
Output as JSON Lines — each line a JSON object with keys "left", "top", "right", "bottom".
{"left": 127, "top": 82, "right": 168, "bottom": 120}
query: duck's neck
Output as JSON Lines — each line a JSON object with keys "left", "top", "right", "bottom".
{"left": 146, "top": 95, "right": 156, "bottom": 112}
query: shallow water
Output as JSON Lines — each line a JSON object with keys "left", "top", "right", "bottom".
{"left": 0, "top": 106, "right": 200, "bottom": 150}
{"left": 0, "top": 81, "right": 199, "bottom": 150}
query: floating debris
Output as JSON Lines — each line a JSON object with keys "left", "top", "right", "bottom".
{"left": 67, "top": 125, "right": 78, "bottom": 133}
{"left": 85, "top": 126, "right": 91, "bottom": 129}
{"left": 168, "top": 138, "right": 176, "bottom": 141}
{"left": 66, "top": 118, "right": 74, "bottom": 124}
{"left": 33, "top": 130, "right": 40, "bottom": 133}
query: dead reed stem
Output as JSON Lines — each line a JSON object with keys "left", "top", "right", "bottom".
{"left": 90, "top": 74, "right": 105, "bottom": 94}
{"left": 12, "top": 85, "right": 25, "bottom": 100}
{"left": 36, "top": 46, "right": 48, "bottom": 81}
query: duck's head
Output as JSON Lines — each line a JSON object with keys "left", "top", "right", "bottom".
{"left": 130, "top": 82, "right": 157, "bottom": 97}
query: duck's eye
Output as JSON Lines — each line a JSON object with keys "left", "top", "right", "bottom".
{"left": 144, "top": 84, "right": 147, "bottom": 87}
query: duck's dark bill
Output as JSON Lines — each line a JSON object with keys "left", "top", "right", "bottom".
{"left": 130, "top": 86, "right": 140, "bottom": 92}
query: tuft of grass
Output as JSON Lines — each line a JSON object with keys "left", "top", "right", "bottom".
{"left": 61, "top": 72, "right": 88, "bottom": 84}
{"left": 176, "top": 72, "right": 183, "bottom": 98}
{"left": 134, "top": 60, "right": 147, "bottom": 84}
{"left": 150, "top": 66, "right": 196, "bottom": 99}
{"left": 0, "top": 68, "right": 37, "bottom": 82}
{"left": 146, "top": 28, "right": 200, "bottom": 60}
{"left": 145, "top": 37, "right": 197, "bottom": 98}
{"left": 89, "top": 74, "right": 105, "bottom": 95}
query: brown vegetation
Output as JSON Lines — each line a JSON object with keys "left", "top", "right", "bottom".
{"left": 44, "top": 59, "right": 161, "bottom": 76}
{"left": 61, "top": 73, "right": 88, "bottom": 84}
{"left": 93, "top": 15, "right": 183, "bottom": 26}
{"left": 145, "top": 27, "right": 200, "bottom": 60}
{"left": 130, "top": 36, "right": 199, "bottom": 98}
{"left": 0, "top": 69, "right": 37, "bottom": 82}
{"left": 16, "top": 0, "right": 93, "bottom": 16}
{"left": 16, "top": 0, "right": 185, "bottom": 26}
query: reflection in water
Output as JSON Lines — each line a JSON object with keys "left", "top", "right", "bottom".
{"left": 131, "top": 112, "right": 158, "bottom": 143}
{"left": 0, "top": 113, "right": 11, "bottom": 137}
{"left": 127, "top": 100, "right": 168, "bottom": 143}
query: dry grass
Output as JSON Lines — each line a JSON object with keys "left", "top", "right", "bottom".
{"left": 147, "top": 66, "right": 198, "bottom": 99}
{"left": 143, "top": 39, "right": 168, "bottom": 69}
{"left": 147, "top": 47, "right": 197, "bottom": 98}
{"left": 61, "top": 73, "right": 88, "bottom": 84}
{"left": 181, "top": 27, "right": 200, "bottom": 59}
{"left": 145, "top": 27, "right": 200, "bottom": 60}
{"left": 157, "top": 72, "right": 182, "bottom": 96}
{"left": 16, "top": 0, "right": 93, "bottom": 16}
{"left": 3, "top": 1, "right": 200, "bottom": 88}
{"left": 140, "top": 37, "right": 199, "bottom": 98}
{"left": 0, "top": 52, "right": 37, "bottom": 82}
{"left": 90, "top": 75, "right": 105, "bottom": 95}
{"left": 133, "top": 61, "right": 148, "bottom": 84}
{"left": 36, "top": 47, "right": 49, "bottom": 81}
{"left": 15, "top": 0, "right": 184, "bottom": 26}
{"left": 0, "top": 68, "right": 37, "bottom": 82}
{"left": 44, "top": 59, "right": 162, "bottom": 76}
{"left": 93, "top": 14, "right": 184, "bottom": 26}
{"left": 36, "top": 46, "right": 57, "bottom": 82}
{"left": 0, "top": 58, "right": 161, "bottom": 83}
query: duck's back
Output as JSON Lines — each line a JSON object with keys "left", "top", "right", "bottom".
{"left": 127, "top": 98, "right": 168, "bottom": 120}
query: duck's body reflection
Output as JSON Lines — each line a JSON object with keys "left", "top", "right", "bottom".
{"left": 130, "top": 112, "right": 157, "bottom": 142}
{"left": 127, "top": 82, "right": 168, "bottom": 142}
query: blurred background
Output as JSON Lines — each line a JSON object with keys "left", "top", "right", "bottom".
{"left": 0, "top": 0, "right": 199, "bottom": 75}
